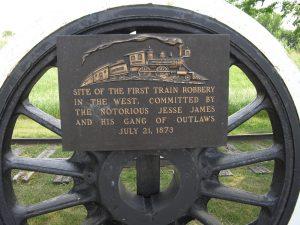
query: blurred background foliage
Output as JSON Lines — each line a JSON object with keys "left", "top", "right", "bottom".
{"left": 226, "top": 0, "right": 299, "bottom": 51}
{"left": 1, "top": 1, "right": 299, "bottom": 51}
{"left": 0, "top": 30, "right": 14, "bottom": 48}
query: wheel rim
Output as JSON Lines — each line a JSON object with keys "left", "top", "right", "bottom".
{"left": 0, "top": 5, "right": 299, "bottom": 225}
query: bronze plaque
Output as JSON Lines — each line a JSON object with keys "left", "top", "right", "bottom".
{"left": 57, "top": 34, "right": 229, "bottom": 151}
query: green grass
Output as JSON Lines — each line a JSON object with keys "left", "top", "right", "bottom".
{"left": 29, "top": 68, "right": 60, "bottom": 118}
{"left": 228, "top": 66, "right": 257, "bottom": 115}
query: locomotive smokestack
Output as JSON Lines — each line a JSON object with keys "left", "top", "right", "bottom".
{"left": 179, "top": 44, "right": 183, "bottom": 57}
{"left": 147, "top": 47, "right": 154, "bottom": 60}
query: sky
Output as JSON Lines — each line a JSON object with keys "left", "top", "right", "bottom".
{"left": 0, "top": 0, "right": 297, "bottom": 35}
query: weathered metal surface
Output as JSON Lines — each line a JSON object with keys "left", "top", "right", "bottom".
{"left": 57, "top": 34, "right": 229, "bottom": 151}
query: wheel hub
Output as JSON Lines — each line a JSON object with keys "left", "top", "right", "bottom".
{"left": 98, "top": 149, "right": 200, "bottom": 225}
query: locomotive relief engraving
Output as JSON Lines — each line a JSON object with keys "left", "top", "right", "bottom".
{"left": 80, "top": 35, "right": 208, "bottom": 87}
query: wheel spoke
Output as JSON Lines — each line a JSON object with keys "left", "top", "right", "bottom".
{"left": 17, "top": 100, "right": 61, "bottom": 136}
{"left": 228, "top": 95, "right": 269, "bottom": 132}
{"left": 190, "top": 205, "right": 222, "bottom": 225}
{"left": 201, "top": 181, "right": 276, "bottom": 208}
{"left": 208, "top": 145, "right": 283, "bottom": 172}
{"left": 16, "top": 193, "right": 93, "bottom": 219}
{"left": 4, "top": 153, "right": 83, "bottom": 178}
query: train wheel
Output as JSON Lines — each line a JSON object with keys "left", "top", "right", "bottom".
{"left": 184, "top": 75, "right": 191, "bottom": 81}
{"left": 138, "top": 66, "right": 151, "bottom": 76}
{"left": 156, "top": 66, "right": 170, "bottom": 77}
{"left": 0, "top": 4, "right": 299, "bottom": 225}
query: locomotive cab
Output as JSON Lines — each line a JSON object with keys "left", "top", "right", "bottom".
{"left": 183, "top": 48, "right": 191, "bottom": 57}
{"left": 128, "top": 51, "right": 146, "bottom": 66}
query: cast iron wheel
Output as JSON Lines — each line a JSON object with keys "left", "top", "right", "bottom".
{"left": 0, "top": 4, "right": 299, "bottom": 225}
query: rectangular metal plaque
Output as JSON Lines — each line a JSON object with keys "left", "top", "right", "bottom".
{"left": 57, "top": 34, "right": 229, "bottom": 151}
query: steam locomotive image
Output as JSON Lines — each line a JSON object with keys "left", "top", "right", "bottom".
{"left": 81, "top": 36, "right": 208, "bottom": 87}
